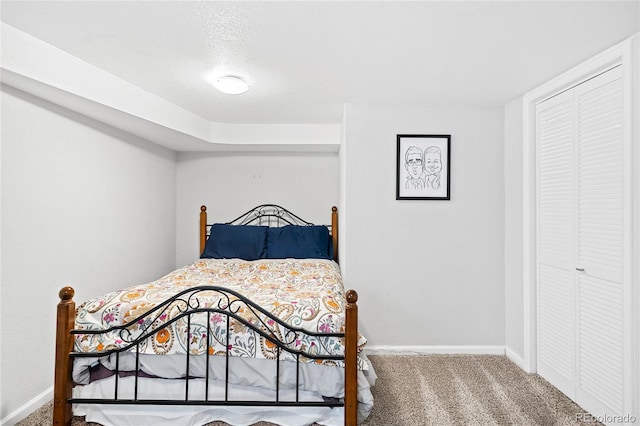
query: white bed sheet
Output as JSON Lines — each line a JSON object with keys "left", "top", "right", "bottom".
{"left": 72, "top": 352, "right": 376, "bottom": 425}
{"left": 75, "top": 353, "right": 358, "bottom": 397}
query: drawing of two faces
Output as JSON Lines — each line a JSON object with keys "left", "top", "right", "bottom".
{"left": 404, "top": 145, "right": 442, "bottom": 190}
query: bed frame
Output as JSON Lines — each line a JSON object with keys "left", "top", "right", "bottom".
{"left": 53, "top": 205, "right": 358, "bottom": 426}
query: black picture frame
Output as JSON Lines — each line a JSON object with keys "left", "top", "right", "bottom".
{"left": 396, "top": 134, "right": 451, "bottom": 200}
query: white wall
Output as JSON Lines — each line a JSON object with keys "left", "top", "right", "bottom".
{"left": 0, "top": 86, "right": 177, "bottom": 421}
{"left": 175, "top": 152, "right": 339, "bottom": 266}
{"left": 342, "top": 104, "right": 505, "bottom": 348}
{"left": 504, "top": 97, "right": 524, "bottom": 365}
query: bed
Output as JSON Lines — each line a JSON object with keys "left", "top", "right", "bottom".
{"left": 53, "top": 204, "right": 374, "bottom": 426}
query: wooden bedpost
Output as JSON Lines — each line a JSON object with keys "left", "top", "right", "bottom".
{"left": 53, "top": 286, "right": 75, "bottom": 426}
{"left": 344, "top": 289, "right": 358, "bottom": 426}
{"left": 331, "top": 206, "right": 339, "bottom": 263}
{"left": 200, "top": 205, "right": 207, "bottom": 255}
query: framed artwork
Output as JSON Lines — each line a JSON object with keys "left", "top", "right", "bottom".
{"left": 396, "top": 134, "right": 451, "bottom": 200}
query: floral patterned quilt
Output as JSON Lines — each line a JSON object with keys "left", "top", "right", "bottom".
{"left": 74, "top": 259, "right": 367, "bottom": 369}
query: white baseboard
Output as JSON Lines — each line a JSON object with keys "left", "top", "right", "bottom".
{"left": 505, "top": 347, "right": 525, "bottom": 370}
{"left": 0, "top": 386, "right": 52, "bottom": 426}
{"left": 365, "top": 345, "right": 506, "bottom": 356}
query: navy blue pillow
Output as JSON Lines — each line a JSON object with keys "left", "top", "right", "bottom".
{"left": 266, "top": 225, "right": 332, "bottom": 260}
{"left": 201, "top": 224, "right": 268, "bottom": 260}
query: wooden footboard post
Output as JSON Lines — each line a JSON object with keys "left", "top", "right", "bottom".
{"left": 53, "top": 287, "right": 75, "bottom": 426}
{"left": 200, "top": 205, "right": 207, "bottom": 255}
{"left": 344, "top": 290, "right": 358, "bottom": 426}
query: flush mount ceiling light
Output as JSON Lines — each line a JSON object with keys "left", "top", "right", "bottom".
{"left": 213, "top": 76, "right": 249, "bottom": 95}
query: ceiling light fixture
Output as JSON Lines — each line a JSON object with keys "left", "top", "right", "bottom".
{"left": 213, "top": 76, "right": 249, "bottom": 95}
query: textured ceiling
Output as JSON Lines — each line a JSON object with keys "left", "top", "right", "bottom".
{"left": 1, "top": 1, "right": 639, "bottom": 124}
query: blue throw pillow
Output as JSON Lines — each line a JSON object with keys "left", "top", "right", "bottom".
{"left": 266, "top": 225, "right": 332, "bottom": 259}
{"left": 201, "top": 224, "right": 268, "bottom": 260}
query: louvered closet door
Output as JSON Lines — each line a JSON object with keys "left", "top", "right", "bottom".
{"left": 536, "top": 89, "right": 576, "bottom": 400}
{"left": 574, "top": 66, "right": 628, "bottom": 418}
{"left": 536, "top": 65, "right": 630, "bottom": 421}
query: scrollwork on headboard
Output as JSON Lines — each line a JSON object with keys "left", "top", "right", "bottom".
{"left": 227, "top": 204, "right": 313, "bottom": 227}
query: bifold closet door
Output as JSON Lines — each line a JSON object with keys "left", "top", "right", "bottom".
{"left": 536, "top": 65, "right": 629, "bottom": 419}
{"left": 536, "top": 88, "right": 576, "bottom": 400}
{"left": 574, "top": 66, "right": 628, "bottom": 417}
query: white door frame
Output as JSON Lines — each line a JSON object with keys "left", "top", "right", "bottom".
{"left": 522, "top": 35, "right": 638, "bottom": 417}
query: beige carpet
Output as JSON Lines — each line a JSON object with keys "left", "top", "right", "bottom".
{"left": 17, "top": 354, "right": 601, "bottom": 425}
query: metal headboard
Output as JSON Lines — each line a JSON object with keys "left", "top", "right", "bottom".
{"left": 200, "top": 204, "right": 339, "bottom": 262}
